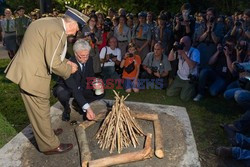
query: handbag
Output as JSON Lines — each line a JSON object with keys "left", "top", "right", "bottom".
{"left": 124, "top": 60, "right": 135, "bottom": 74}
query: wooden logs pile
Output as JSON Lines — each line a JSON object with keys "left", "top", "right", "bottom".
{"left": 96, "top": 90, "right": 145, "bottom": 153}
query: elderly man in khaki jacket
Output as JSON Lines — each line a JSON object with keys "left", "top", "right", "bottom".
{"left": 4, "top": 7, "right": 93, "bottom": 155}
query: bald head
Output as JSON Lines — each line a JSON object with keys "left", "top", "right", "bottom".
{"left": 180, "top": 36, "right": 191, "bottom": 50}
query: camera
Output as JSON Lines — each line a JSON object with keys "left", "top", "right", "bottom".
{"left": 108, "top": 53, "right": 117, "bottom": 59}
{"left": 173, "top": 42, "right": 185, "bottom": 51}
{"left": 236, "top": 42, "right": 248, "bottom": 51}
{"left": 188, "top": 74, "right": 199, "bottom": 84}
{"left": 84, "top": 32, "right": 96, "bottom": 44}
{"left": 208, "top": 16, "right": 215, "bottom": 23}
{"left": 235, "top": 21, "right": 242, "bottom": 27}
{"left": 151, "top": 66, "right": 159, "bottom": 73}
{"left": 128, "top": 53, "right": 134, "bottom": 57}
{"left": 234, "top": 62, "right": 246, "bottom": 73}
{"left": 218, "top": 45, "right": 223, "bottom": 52}
{"left": 175, "top": 13, "right": 183, "bottom": 22}
{"left": 239, "top": 77, "right": 250, "bottom": 91}
{"left": 103, "top": 18, "right": 112, "bottom": 32}
{"left": 235, "top": 19, "right": 243, "bottom": 27}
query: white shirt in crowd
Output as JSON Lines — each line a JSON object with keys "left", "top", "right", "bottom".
{"left": 177, "top": 47, "right": 200, "bottom": 80}
{"left": 99, "top": 46, "right": 122, "bottom": 67}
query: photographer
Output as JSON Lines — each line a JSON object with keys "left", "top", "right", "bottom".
{"left": 78, "top": 14, "right": 102, "bottom": 74}
{"left": 99, "top": 36, "right": 121, "bottom": 82}
{"left": 193, "top": 36, "right": 237, "bottom": 101}
{"left": 120, "top": 43, "right": 141, "bottom": 93}
{"left": 141, "top": 42, "right": 172, "bottom": 89}
{"left": 193, "top": 7, "right": 224, "bottom": 69}
{"left": 230, "top": 9, "right": 250, "bottom": 41}
{"left": 224, "top": 59, "right": 250, "bottom": 110}
{"left": 167, "top": 36, "right": 200, "bottom": 101}
{"left": 98, "top": 18, "right": 113, "bottom": 51}
{"left": 173, "top": 3, "right": 195, "bottom": 42}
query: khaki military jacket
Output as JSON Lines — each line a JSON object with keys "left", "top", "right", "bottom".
{"left": 5, "top": 17, "right": 71, "bottom": 98}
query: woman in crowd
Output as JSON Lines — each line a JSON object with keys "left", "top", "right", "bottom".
{"left": 79, "top": 14, "right": 102, "bottom": 74}
{"left": 120, "top": 42, "right": 141, "bottom": 93}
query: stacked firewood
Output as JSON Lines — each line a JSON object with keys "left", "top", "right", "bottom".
{"left": 96, "top": 90, "right": 145, "bottom": 153}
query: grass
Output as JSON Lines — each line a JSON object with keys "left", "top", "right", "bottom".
{"left": 0, "top": 59, "right": 243, "bottom": 164}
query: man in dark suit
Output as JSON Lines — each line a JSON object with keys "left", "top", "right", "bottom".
{"left": 53, "top": 39, "right": 104, "bottom": 121}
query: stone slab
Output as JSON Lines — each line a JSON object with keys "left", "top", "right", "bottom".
{"left": 0, "top": 100, "right": 200, "bottom": 167}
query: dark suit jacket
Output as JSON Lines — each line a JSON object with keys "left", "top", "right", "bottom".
{"left": 56, "top": 56, "right": 95, "bottom": 108}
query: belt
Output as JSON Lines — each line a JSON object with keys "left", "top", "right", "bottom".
{"left": 135, "top": 38, "right": 147, "bottom": 41}
{"left": 5, "top": 31, "right": 15, "bottom": 33}
{"left": 118, "top": 40, "right": 128, "bottom": 43}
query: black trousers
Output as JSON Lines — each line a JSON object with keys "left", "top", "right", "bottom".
{"left": 234, "top": 110, "right": 250, "bottom": 134}
{"left": 53, "top": 85, "right": 104, "bottom": 111}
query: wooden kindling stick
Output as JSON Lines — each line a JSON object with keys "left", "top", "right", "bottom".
{"left": 88, "top": 133, "right": 153, "bottom": 167}
{"left": 132, "top": 112, "right": 165, "bottom": 159}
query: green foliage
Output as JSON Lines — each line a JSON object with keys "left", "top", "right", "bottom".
{"left": 5, "top": 0, "right": 39, "bottom": 13}
{"left": 3, "top": 0, "right": 249, "bottom": 15}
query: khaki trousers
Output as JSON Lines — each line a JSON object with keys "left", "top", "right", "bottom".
{"left": 20, "top": 90, "right": 60, "bottom": 152}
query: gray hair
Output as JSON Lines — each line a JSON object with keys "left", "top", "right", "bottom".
{"left": 73, "top": 39, "right": 91, "bottom": 53}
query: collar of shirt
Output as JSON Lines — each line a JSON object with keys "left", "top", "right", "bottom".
{"left": 76, "top": 59, "right": 85, "bottom": 71}
{"left": 61, "top": 18, "right": 66, "bottom": 31}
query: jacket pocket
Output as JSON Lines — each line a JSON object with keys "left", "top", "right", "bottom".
{"left": 35, "top": 69, "right": 51, "bottom": 79}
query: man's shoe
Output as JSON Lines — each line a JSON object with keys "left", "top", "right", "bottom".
{"left": 223, "top": 124, "right": 237, "bottom": 146}
{"left": 62, "top": 109, "right": 71, "bottom": 121}
{"left": 216, "top": 146, "right": 233, "bottom": 159}
{"left": 193, "top": 94, "right": 203, "bottom": 102}
{"left": 54, "top": 128, "right": 63, "bottom": 136}
{"left": 43, "top": 143, "right": 73, "bottom": 155}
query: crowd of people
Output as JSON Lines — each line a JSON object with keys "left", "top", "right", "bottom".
{"left": 1, "top": 3, "right": 250, "bottom": 162}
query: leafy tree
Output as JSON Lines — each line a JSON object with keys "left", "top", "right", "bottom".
{"left": 3, "top": 0, "right": 249, "bottom": 15}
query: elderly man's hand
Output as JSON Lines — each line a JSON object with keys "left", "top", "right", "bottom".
{"left": 67, "top": 61, "right": 78, "bottom": 74}
{"left": 86, "top": 107, "right": 96, "bottom": 120}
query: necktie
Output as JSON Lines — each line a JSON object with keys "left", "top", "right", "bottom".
{"left": 118, "top": 25, "right": 123, "bottom": 35}
{"left": 81, "top": 64, "right": 85, "bottom": 73}
{"left": 137, "top": 26, "right": 143, "bottom": 38}
{"left": 6, "top": 19, "right": 10, "bottom": 32}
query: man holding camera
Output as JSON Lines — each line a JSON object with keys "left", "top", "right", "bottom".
{"left": 99, "top": 36, "right": 121, "bottom": 82}
{"left": 53, "top": 39, "right": 104, "bottom": 122}
{"left": 230, "top": 9, "right": 250, "bottom": 41}
{"left": 142, "top": 42, "right": 172, "bottom": 89}
{"left": 167, "top": 36, "right": 200, "bottom": 101}
{"left": 193, "top": 7, "right": 224, "bottom": 69}
{"left": 224, "top": 61, "right": 250, "bottom": 110}
{"left": 193, "top": 36, "right": 237, "bottom": 101}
